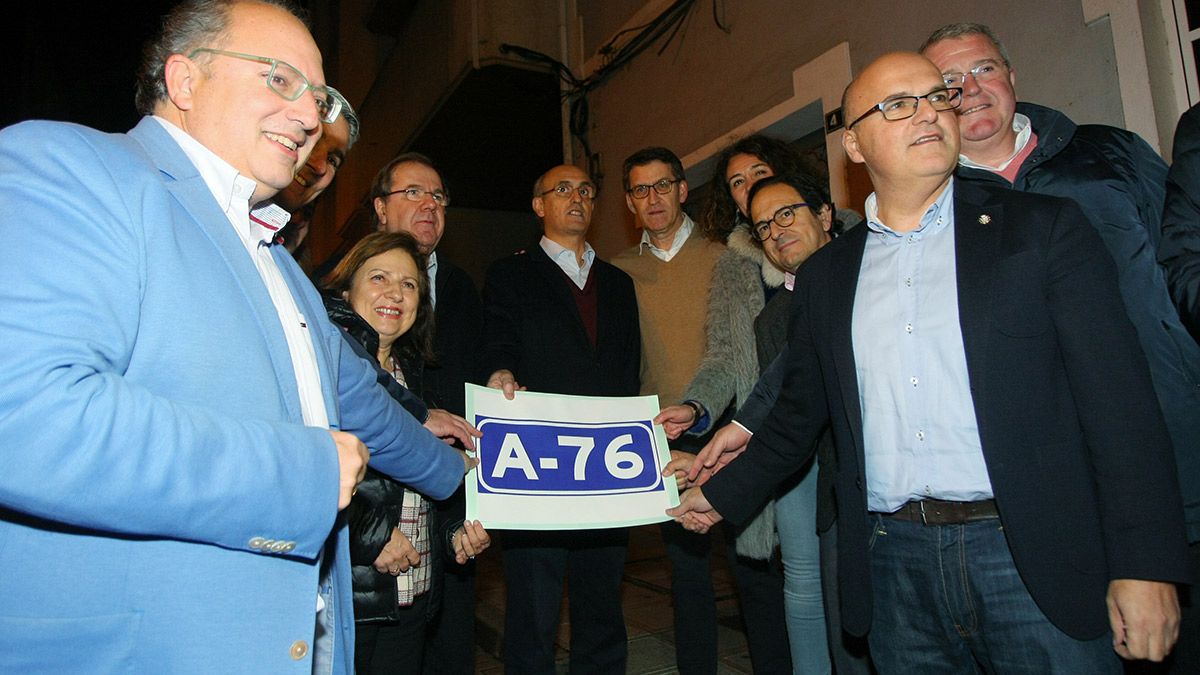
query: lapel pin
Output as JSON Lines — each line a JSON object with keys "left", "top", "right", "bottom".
{"left": 978, "top": 214, "right": 991, "bottom": 225}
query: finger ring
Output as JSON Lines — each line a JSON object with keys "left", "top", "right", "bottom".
{"left": 469, "top": 555, "right": 475, "bottom": 560}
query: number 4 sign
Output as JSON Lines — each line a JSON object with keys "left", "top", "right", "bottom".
{"left": 464, "top": 384, "right": 680, "bottom": 529}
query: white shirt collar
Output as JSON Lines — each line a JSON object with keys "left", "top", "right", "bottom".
{"left": 426, "top": 250, "right": 439, "bottom": 308}
{"left": 958, "top": 112, "right": 1032, "bottom": 172}
{"left": 152, "top": 116, "right": 273, "bottom": 248}
{"left": 540, "top": 236, "right": 595, "bottom": 264}
{"left": 639, "top": 214, "right": 694, "bottom": 262}
{"left": 539, "top": 236, "right": 595, "bottom": 290}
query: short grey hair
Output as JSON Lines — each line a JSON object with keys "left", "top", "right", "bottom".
{"left": 920, "top": 22, "right": 1012, "bottom": 69}
{"left": 134, "top": 0, "right": 308, "bottom": 115}
{"left": 326, "top": 86, "right": 360, "bottom": 149}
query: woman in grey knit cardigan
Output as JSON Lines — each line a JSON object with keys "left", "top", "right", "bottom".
{"left": 660, "top": 134, "right": 833, "bottom": 674}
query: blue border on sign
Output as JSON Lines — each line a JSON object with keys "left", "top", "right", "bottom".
{"left": 474, "top": 416, "right": 666, "bottom": 497}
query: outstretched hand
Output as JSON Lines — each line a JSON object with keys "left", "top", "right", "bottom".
{"left": 457, "top": 448, "right": 479, "bottom": 476}
{"left": 662, "top": 450, "right": 697, "bottom": 490}
{"left": 666, "top": 487, "right": 724, "bottom": 534}
{"left": 687, "top": 423, "right": 752, "bottom": 485}
{"left": 654, "top": 404, "right": 696, "bottom": 440}
{"left": 424, "top": 409, "right": 482, "bottom": 450}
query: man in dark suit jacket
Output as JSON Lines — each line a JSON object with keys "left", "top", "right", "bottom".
{"left": 483, "top": 163, "right": 640, "bottom": 674}
{"left": 671, "top": 52, "right": 1189, "bottom": 672}
{"left": 1160, "top": 100, "right": 1200, "bottom": 671}
{"left": 370, "top": 152, "right": 485, "bottom": 674}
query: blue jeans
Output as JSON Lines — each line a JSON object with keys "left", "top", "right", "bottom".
{"left": 866, "top": 514, "right": 1120, "bottom": 674}
{"left": 775, "top": 457, "right": 832, "bottom": 674}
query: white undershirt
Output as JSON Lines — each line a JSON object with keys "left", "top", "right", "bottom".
{"left": 958, "top": 112, "right": 1033, "bottom": 173}
{"left": 540, "top": 236, "right": 595, "bottom": 289}
{"left": 638, "top": 214, "right": 695, "bottom": 262}
{"left": 153, "top": 117, "right": 329, "bottom": 429}
{"left": 427, "top": 250, "right": 439, "bottom": 308}
{"left": 153, "top": 117, "right": 338, "bottom": 654}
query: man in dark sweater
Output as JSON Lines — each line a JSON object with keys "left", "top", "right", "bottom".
{"left": 482, "top": 163, "right": 640, "bottom": 674}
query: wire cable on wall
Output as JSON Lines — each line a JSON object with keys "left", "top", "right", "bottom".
{"left": 500, "top": 0, "right": 730, "bottom": 185}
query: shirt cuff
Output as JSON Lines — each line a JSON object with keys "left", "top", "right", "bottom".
{"left": 684, "top": 400, "right": 711, "bottom": 436}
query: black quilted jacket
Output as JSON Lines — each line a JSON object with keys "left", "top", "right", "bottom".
{"left": 324, "top": 294, "right": 457, "bottom": 623}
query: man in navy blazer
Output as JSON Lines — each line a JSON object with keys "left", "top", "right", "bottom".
{"left": 670, "top": 52, "right": 1189, "bottom": 672}
{"left": 0, "top": 1, "right": 466, "bottom": 672}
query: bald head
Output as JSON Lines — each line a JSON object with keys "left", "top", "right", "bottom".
{"left": 841, "top": 52, "right": 960, "bottom": 190}
{"left": 533, "top": 164, "right": 596, "bottom": 244}
{"left": 843, "top": 52, "right": 945, "bottom": 124}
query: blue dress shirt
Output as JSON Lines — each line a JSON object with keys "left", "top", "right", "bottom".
{"left": 853, "top": 180, "right": 994, "bottom": 513}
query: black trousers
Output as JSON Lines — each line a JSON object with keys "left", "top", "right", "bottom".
{"left": 355, "top": 592, "right": 431, "bottom": 675}
{"left": 423, "top": 486, "right": 477, "bottom": 675}
{"left": 660, "top": 522, "right": 719, "bottom": 675}
{"left": 500, "top": 528, "right": 628, "bottom": 674}
{"left": 660, "top": 521, "right": 793, "bottom": 674}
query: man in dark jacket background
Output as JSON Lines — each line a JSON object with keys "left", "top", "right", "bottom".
{"left": 1158, "top": 100, "right": 1200, "bottom": 672}
{"left": 369, "top": 152, "right": 485, "bottom": 674}
{"left": 921, "top": 28, "right": 1200, "bottom": 669}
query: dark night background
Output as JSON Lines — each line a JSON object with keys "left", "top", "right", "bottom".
{"left": 9, "top": 1, "right": 281, "bottom": 133}
{"left": 7, "top": 1, "right": 562, "bottom": 264}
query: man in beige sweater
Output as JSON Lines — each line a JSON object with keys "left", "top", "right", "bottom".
{"left": 611, "top": 147, "right": 728, "bottom": 674}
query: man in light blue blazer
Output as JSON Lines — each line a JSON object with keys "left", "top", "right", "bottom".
{"left": 0, "top": 1, "right": 468, "bottom": 672}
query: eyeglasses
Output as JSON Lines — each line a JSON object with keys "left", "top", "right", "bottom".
{"left": 385, "top": 187, "right": 450, "bottom": 207}
{"left": 752, "top": 203, "right": 810, "bottom": 242}
{"left": 942, "top": 62, "right": 1005, "bottom": 88}
{"left": 846, "top": 87, "right": 962, "bottom": 130}
{"left": 188, "top": 48, "right": 341, "bottom": 124}
{"left": 538, "top": 182, "right": 596, "bottom": 201}
{"left": 627, "top": 178, "right": 679, "bottom": 199}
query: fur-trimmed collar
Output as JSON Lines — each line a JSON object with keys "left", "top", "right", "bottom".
{"left": 725, "top": 225, "right": 787, "bottom": 289}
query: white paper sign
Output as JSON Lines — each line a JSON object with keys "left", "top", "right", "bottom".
{"left": 464, "top": 384, "right": 680, "bottom": 529}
